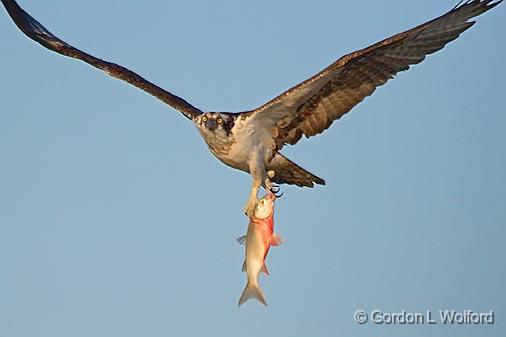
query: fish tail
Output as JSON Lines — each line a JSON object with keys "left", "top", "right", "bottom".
{"left": 238, "top": 282, "right": 268, "bottom": 307}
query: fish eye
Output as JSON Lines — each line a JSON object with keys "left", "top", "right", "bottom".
{"left": 217, "top": 117, "right": 224, "bottom": 124}
{"left": 202, "top": 116, "right": 208, "bottom": 123}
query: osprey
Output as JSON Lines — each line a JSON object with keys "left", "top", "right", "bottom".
{"left": 1, "top": 0, "right": 501, "bottom": 215}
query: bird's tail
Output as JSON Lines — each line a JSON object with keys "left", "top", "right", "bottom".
{"left": 268, "top": 153, "right": 325, "bottom": 188}
{"left": 238, "top": 282, "right": 268, "bottom": 306}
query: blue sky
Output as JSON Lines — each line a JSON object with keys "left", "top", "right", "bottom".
{"left": 0, "top": 1, "right": 504, "bottom": 336}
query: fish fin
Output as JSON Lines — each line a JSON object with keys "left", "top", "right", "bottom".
{"left": 238, "top": 282, "right": 268, "bottom": 307}
{"left": 270, "top": 233, "right": 284, "bottom": 247}
{"left": 241, "top": 261, "right": 246, "bottom": 272}
{"left": 236, "top": 235, "right": 247, "bottom": 245}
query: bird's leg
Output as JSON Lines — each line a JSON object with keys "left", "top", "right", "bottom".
{"left": 244, "top": 155, "right": 264, "bottom": 217}
{"left": 244, "top": 177, "right": 261, "bottom": 217}
{"left": 264, "top": 170, "right": 275, "bottom": 190}
{"left": 267, "top": 170, "right": 275, "bottom": 179}
{"left": 264, "top": 177, "right": 274, "bottom": 191}
{"left": 264, "top": 170, "right": 275, "bottom": 191}
{"left": 264, "top": 170, "right": 283, "bottom": 197}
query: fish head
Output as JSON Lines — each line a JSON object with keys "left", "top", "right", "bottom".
{"left": 253, "top": 193, "right": 276, "bottom": 219}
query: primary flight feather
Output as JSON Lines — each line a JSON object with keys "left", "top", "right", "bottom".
{"left": 1, "top": 0, "right": 501, "bottom": 215}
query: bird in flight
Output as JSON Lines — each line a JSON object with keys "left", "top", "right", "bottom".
{"left": 1, "top": 0, "right": 502, "bottom": 215}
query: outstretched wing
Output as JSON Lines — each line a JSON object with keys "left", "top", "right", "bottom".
{"left": 247, "top": 0, "right": 501, "bottom": 149}
{"left": 1, "top": 0, "right": 203, "bottom": 120}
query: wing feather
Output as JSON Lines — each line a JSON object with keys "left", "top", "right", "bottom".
{"left": 1, "top": 0, "right": 203, "bottom": 120}
{"left": 248, "top": 0, "right": 501, "bottom": 149}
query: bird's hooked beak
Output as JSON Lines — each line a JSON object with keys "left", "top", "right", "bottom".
{"left": 206, "top": 119, "right": 217, "bottom": 130}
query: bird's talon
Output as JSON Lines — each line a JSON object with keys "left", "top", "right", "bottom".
{"left": 264, "top": 178, "right": 273, "bottom": 191}
{"left": 268, "top": 182, "right": 281, "bottom": 196}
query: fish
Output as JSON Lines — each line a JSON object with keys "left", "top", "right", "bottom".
{"left": 237, "top": 192, "right": 283, "bottom": 306}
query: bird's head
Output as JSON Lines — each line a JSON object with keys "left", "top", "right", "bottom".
{"left": 194, "top": 112, "right": 234, "bottom": 135}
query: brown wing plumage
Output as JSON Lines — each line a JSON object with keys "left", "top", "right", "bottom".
{"left": 250, "top": 0, "right": 501, "bottom": 149}
{"left": 1, "top": 0, "right": 203, "bottom": 120}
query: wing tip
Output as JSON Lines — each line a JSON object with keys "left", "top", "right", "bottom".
{"left": 453, "top": 0, "right": 503, "bottom": 13}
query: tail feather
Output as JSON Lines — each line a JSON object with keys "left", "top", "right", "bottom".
{"left": 267, "top": 152, "right": 325, "bottom": 188}
{"left": 238, "top": 282, "right": 268, "bottom": 306}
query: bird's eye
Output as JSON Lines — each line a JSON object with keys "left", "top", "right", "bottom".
{"left": 202, "top": 116, "right": 208, "bottom": 123}
{"left": 217, "top": 117, "right": 223, "bottom": 124}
